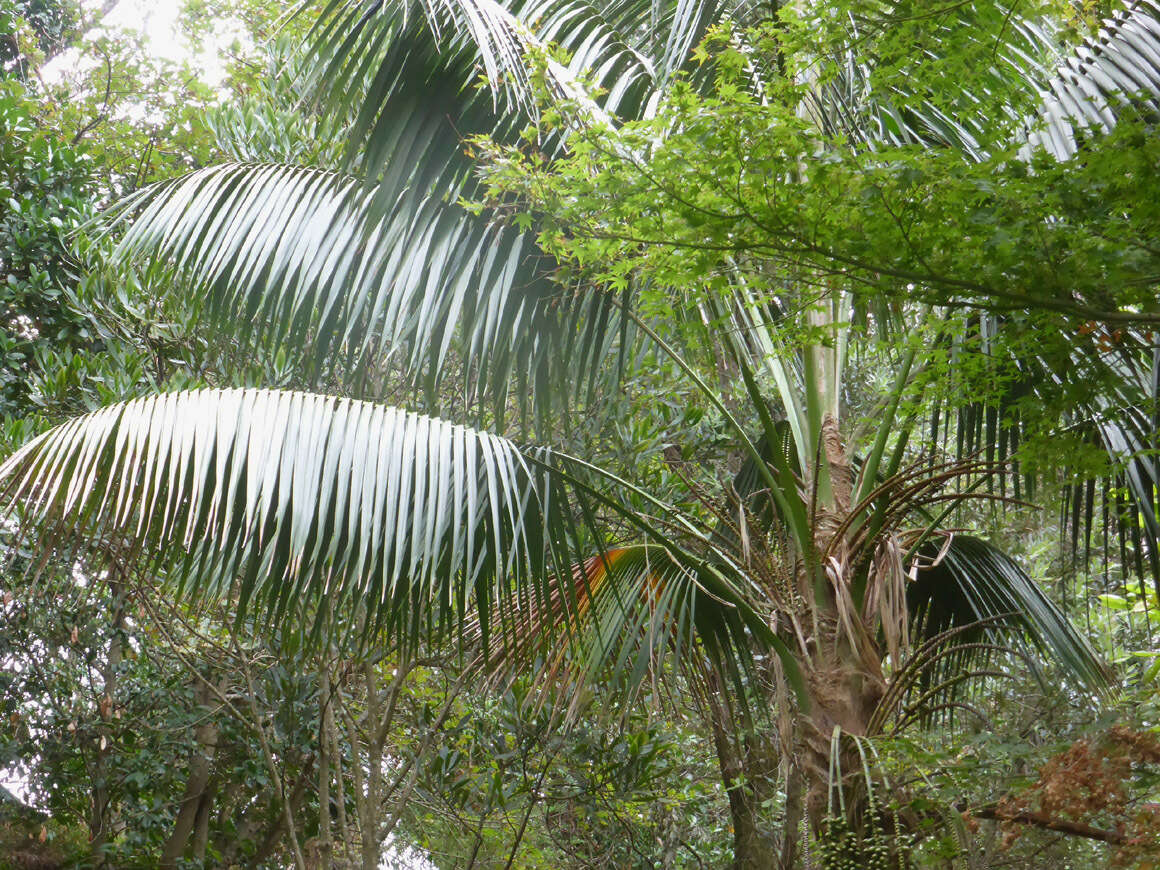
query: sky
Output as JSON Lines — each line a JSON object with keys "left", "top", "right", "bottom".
{"left": 45, "top": 0, "right": 247, "bottom": 88}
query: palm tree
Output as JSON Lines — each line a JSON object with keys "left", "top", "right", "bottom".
{"left": 4, "top": 0, "right": 1160, "bottom": 865}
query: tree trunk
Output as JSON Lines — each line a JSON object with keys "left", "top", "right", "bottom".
{"left": 160, "top": 677, "right": 221, "bottom": 868}
{"left": 359, "top": 660, "right": 383, "bottom": 870}
{"left": 90, "top": 581, "right": 125, "bottom": 862}
{"left": 800, "top": 417, "right": 888, "bottom": 836}
{"left": 778, "top": 758, "right": 804, "bottom": 870}
{"left": 800, "top": 613, "right": 886, "bottom": 833}
{"left": 251, "top": 759, "right": 316, "bottom": 865}
{"left": 706, "top": 681, "right": 781, "bottom": 869}
{"left": 192, "top": 779, "right": 214, "bottom": 862}
{"left": 318, "top": 659, "right": 334, "bottom": 869}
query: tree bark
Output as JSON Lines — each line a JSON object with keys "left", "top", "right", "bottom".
{"left": 250, "top": 758, "right": 317, "bottom": 865}
{"left": 799, "top": 618, "right": 885, "bottom": 832}
{"left": 778, "top": 757, "right": 804, "bottom": 870}
{"left": 706, "top": 682, "right": 781, "bottom": 869}
{"left": 90, "top": 581, "right": 125, "bottom": 862}
{"left": 192, "top": 779, "right": 214, "bottom": 862}
{"left": 160, "top": 677, "right": 221, "bottom": 869}
{"left": 318, "top": 659, "right": 333, "bottom": 869}
{"left": 359, "top": 660, "right": 383, "bottom": 870}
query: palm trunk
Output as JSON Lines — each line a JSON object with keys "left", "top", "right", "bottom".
{"left": 800, "top": 627, "right": 885, "bottom": 832}
{"left": 800, "top": 416, "right": 891, "bottom": 854}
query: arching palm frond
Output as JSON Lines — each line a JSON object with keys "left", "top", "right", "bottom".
{"left": 999, "top": 0, "right": 1160, "bottom": 603}
{"left": 906, "top": 534, "right": 1110, "bottom": 696}
{"left": 306, "top": 0, "right": 637, "bottom": 163}
{"left": 493, "top": 543, "right": 808, "bottom": 714}
{"left": 0, "top": 389, "right": 585, "bottom": 650}
{"left": 802, "top": 6, "right": 1060, "bottom": 157}
{"left": 937, "top": 316, "right": 1160, "bottom": 611}
{"left": 104, "top": 163, "right": 611, "bottom": 410}
{"left": 806, "top": 1, "right": 1160, "bottom": 161}
{"left": 1022, "top": 0, "right": 1160, "bottom": 160}
{"left": 1054, "top": 341, "right": 1160, "bottom": 598}
{"left": 104, "top": 0, "right": 647, "bottom": 413}
{"left": 0, "top": 389, "right": 788, "bottom": 693}
{"left": 846, "top": 0, "right": 1160, "bottom": 620}
{"left": 305, "top": 0, "right": 721, "bottom": 141}
{"left": 910, "top": 1, "right": 1160, "bottom": 626}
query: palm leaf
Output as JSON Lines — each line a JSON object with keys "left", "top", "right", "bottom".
{"left": 940, "top": 317, "right": 1160, "bottom": 610}
{"left": 1021, "top": 0, "right": 1160, "bottom": 160}
{"left": 103, "top": 162, "right": 624, "bottom": 417}
{"left": 496, "top": 543, "right": 808, "bottom": 711}
{"left": 104, "top": 0, "right": 647, "bottom": 414}
{"left": 0, "top": 388, "right": 585, "bottom": 650}
{"left": 305, "top": 0, "right": 706, "bottom": 146}
{"left": 906, "top": 534, "right": 1110, "bottom": 694}
{"left": 806, "top": 1, "right": 1160, "bottom": 162}
{"left": 803, "top": 6, "right": 1060, "bottom": 158}
{"left": 305, "top": 0, "right": 632, "bottom": 168}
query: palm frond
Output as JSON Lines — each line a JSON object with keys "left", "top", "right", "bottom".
{"left": 1021, "top": 0, "right": 1160, "bottom": 160}
{"left": 939, "top": 317, "right": 1160, "bottom": 613}
{"left": 104, "top": 0, "right": 655, "bottom": 415}
{"left": 906, "top": 534, "right": 1110, "bottom": 694}
{"left": 495, "top": 543, "right": 807, "bottom": 713}
{"left": 807, "top": 1, "right": 1160, "bottom": 162}
{"left": 802, "top": 8, "right": 1053, "bottom": 157}
{"left": 103, "top": 163, "right": 621, "bottom": 415}
{"left": 306, "top": 0, "right": 725, "bottom": 144}
{"left": 0, "top": 388, "right": 583, "bottom": 650}
{"left": 306, "top": 0, "right": 633, "bottom": 169}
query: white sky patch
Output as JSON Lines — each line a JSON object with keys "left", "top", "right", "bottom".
{"left": 0, "top": 770, "right": 32, "bottom": 803}
{"left": 44, "top": 0, "right": 250, "bottom": 91}
{"left": 101, "top": 0, "right": 183, "bottom": 56}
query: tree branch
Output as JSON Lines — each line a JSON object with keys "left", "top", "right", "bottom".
{"left": 973, "top": 806, "right": 1126, "bottom": 845}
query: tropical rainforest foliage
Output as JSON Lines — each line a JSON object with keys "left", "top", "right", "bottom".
{"left": 1, "top": 0, "right": 1160, "bottom": 867}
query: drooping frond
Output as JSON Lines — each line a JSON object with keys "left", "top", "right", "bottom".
{"left": 906, "top": 534, "right": 1110, "bottom": 694}
{"left": 305, "top": 0, "right": 720, "bottom": 151}
{"left": 306, "top": 0, "right": 634, "bottom": 171}
{"left": 1021, "top": 0, "right": 1160, "bottom": 160}
{"left": 936, "top": 317, "right": 1160, "bottom": 610}
{"left": 802, "top": 6, "right": 1063, "bottom": 158}
{"left": 104, "top": 163, "right": 622, "bottom": 414}
{"left": 1053, "top": 344, "right": 1160, "bottom": 604}
{"left": 806, "top": 1, "right": 1160, "bottom": 162}
{"left": 103, "top": 0, "right": 654, "bottom": 414}
{"left": 0, "top": 389, "right": 583, "bottom": 651}
{"left": 492, "top": 543, "right": 807, "bottom": 714}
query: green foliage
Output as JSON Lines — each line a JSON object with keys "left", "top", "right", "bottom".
{"left": 0, "top": 78, "right": 96, "bottom": 421}
{"left": 0, "top": 78, "right": 254, "bottom": 445}
{"left": 404, "top": 680, "right": 733, "bottom": 867}
{"left": 477, "top": 38, "right": 1160, "bottom": 328}
{"left": 0, "top": 0, "right": 79, "bottom": 78}
{"left": 5, "top": 1, "right": 1160, "bottom": 867}
{"left": 206, "top": 34, "right": 353, "bottom": 168}
{"left": 1100, "top": 580, "right": 1160, "bottom": 681}
{"left": 0, "top": 555, "right": 336, "bottom": 867}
